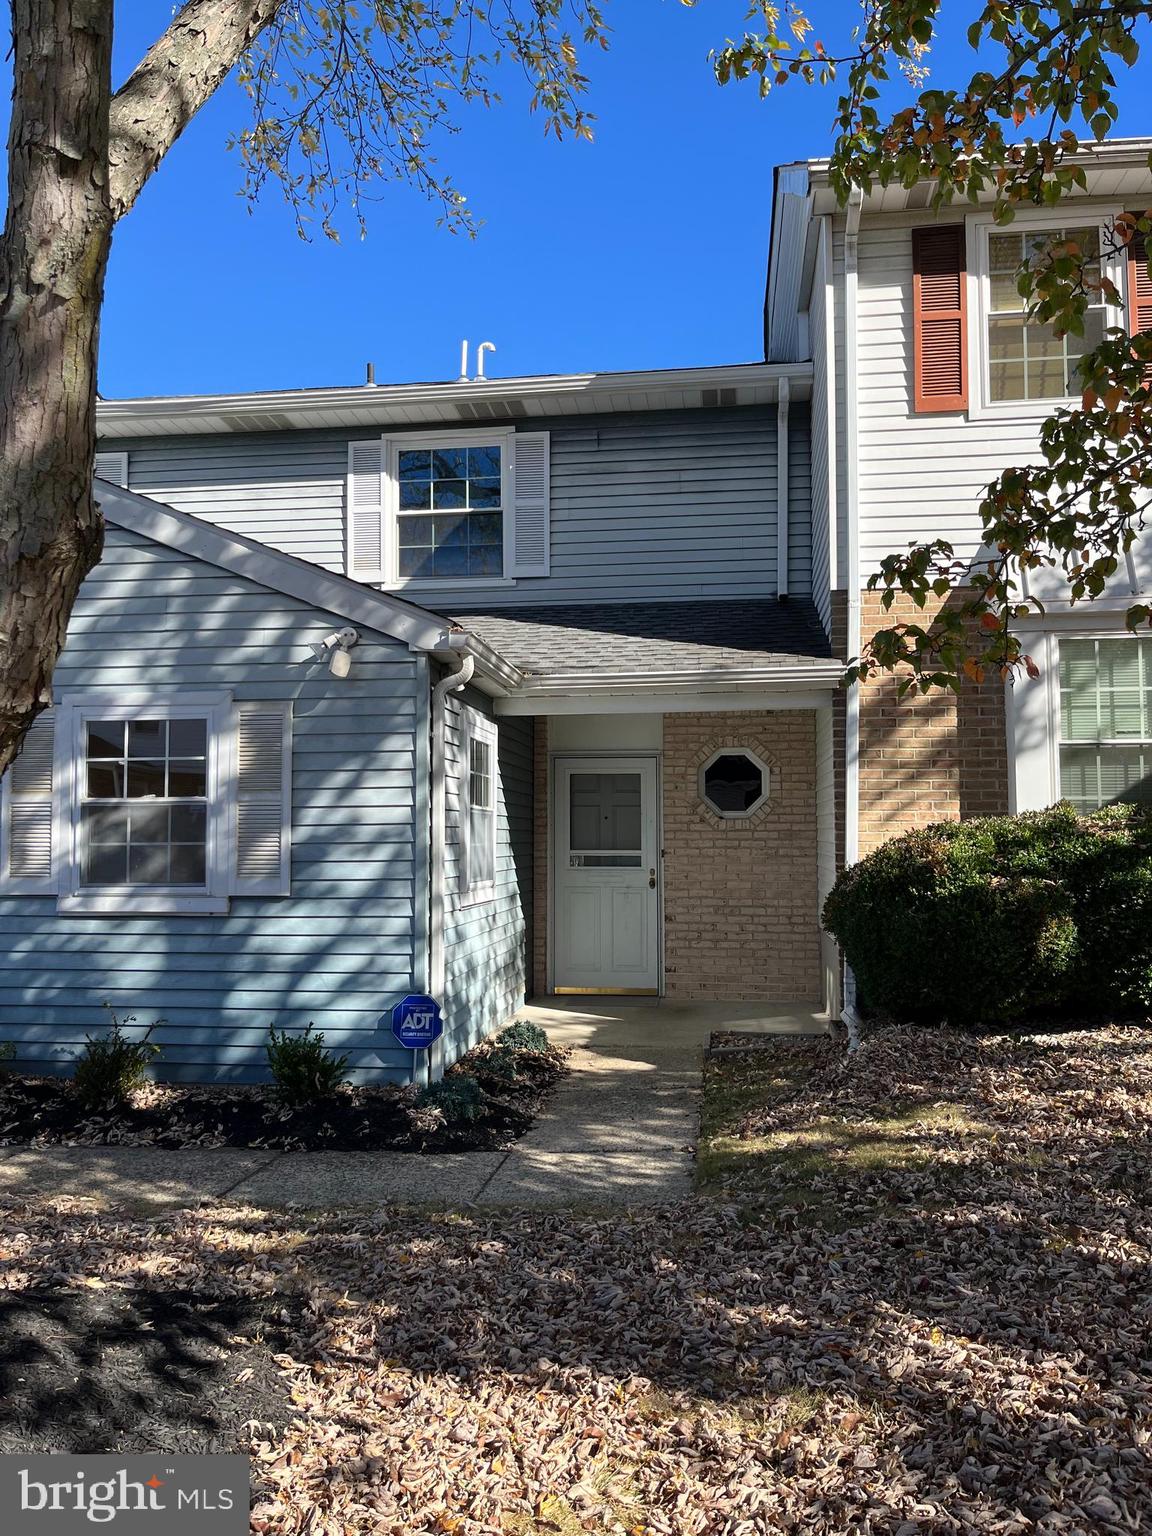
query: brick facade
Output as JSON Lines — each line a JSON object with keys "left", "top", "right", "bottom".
{"left": 662, "top": 711, "right": 822, "bottom": 1002}
{"left": 854, "top": 590, "right": 1010, "bottom": 856}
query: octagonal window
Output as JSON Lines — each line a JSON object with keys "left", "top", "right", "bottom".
{"left": 701, "top": 749, "right": 769, "bottom": 818}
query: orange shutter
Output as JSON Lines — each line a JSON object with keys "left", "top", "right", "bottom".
{"left": 1127, "top": 224, "right": 1152, "bottom": 337}
{"left": 911, "top": 224, "right": 968, "bottom": 413}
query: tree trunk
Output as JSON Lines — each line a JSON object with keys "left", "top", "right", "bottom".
{"left": 0, "top": 0, "right": 114, "bottom": 772}
{"left": 0, "top": 0, "right": 285, "bottom": 775}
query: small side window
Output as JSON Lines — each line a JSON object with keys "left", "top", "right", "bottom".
{"left": 700, "top": 749, "right": 770, "bottom": 819}
{"left": 461, "top": 709, "right": 498, "bottom": 903}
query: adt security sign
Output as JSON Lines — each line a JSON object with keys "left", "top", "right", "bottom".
{"left": 390, "top": 994, "right": 444, "bottom": 1049}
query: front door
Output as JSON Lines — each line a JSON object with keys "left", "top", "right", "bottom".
{"left": 553, "top": 756, "right": 660, "bottom": 993}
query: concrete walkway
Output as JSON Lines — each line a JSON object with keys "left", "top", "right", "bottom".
{"left": 0, "top": 999, "right": 829, "bottom": 1212}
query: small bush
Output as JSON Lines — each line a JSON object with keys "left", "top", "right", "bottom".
{"left": 481, "top": 1044, "right": 523, "bottom": 1083}
{"left": 497, "top": 1020, "right": 551, "bottom": 1054}
{"left": 823, "top": 803, "right": 1152, "bottom": 1026}
{"left": 73, "top": 1008, "right": 162, "bottom": 1109}
{"left": 415, "top": 1073, "right": 485, "bottom": 1123}
{"left": 266, "top": 1023, "right": 349, "bottom": 1106}
{"left": 0, "top": 1041, "right": 15, "bottom": 1073}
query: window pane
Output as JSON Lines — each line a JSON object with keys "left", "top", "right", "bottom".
{"left": 703, "top": 753, "right": 766, "bottom": 815}
{"left": 432, "top": 478, "right": 467, "bottom": 510}
{"left": 168, "top": 761, "right": 208, "bottom": 797}
{"left": 168, "top": 719, "right": 207, "bottom": 757}
{"left": 129, "top": 844, "right": 170, "bottom": 884}
{"left": 569, "top": 772, "right": 641, "bottom": 851}
{"left": 397, "top": 515, "right": 433, "bottom": 548}
{"left": 169, "top": 843, "right": 206, "bottom": 885}
{"left": 399, "top": 478, "right": 431, "bottom": 511}
{"left": 83, "top": 804, "right": 129, "bottom": 844}
{"left": 470, "top": 807, "right": 495, "bottom": 885}
{"left": 83, "top": 844, "right": 128, "bottom": 884}
{"left": 470, "top": 477, "right": 502, "bottom": 509}
{"left": 988, "top": 318, "right": 1026, "bottom": 360}
{"left": 127, "top": 759, "right": 166, "bottom": 798}
{"left": 87, "top": 762, "right": 125, "bottom": 798}
{"left": 468, "top": 445, "right": 501, "bottom": 478}
{"left": 432, "top": 448, "right": 468, "bottom": 479}
{"left": 170, "top": 804, "right": 207, "bottom": 842}
{"left": 128, "top": 720, "right": 166, "bottom": 757}
{"left": 990, "top": 361, "right": 1028, "bottom": 402}
{"left": 87, "top": 721, "right": 124, "bottom": 758}
{"left": 989, "top": 273, "right": 1022, "bottom": 311}
{"left": 397, "top": 449, "right": 431, "bottom": 478}
{"left": 128, "top": 804, "right": 170, "bottom": 843}
{"left": 988, "top": 232, "right": 1022, "bottom": 272}
{"left": 398, "top": 546, "right": 434, "bottom": 578}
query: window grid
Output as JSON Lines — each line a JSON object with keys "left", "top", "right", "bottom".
{"left": 986, "top": 225, "right": 1107, "bottom": 403}
{"left": 1058, "top": 638, "right": 1152, "bottom": 811}
{"left": 464, "top": 723, "right": 497, "bottom": 898}
{"left": 396, "top": 444, "right": 503, "bottom": 579}
{"left": 80, "top": 717, "right": 210, "bottom": 888}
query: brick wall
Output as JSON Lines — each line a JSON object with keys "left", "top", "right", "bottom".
{"left": 662, "top": 711, "right": 822, "bottom": 1003}
{"left": 854, "top": 590, "right": 1010, "bottom": 855}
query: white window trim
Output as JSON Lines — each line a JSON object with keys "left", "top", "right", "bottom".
{"left": 699, "top": 746, "right": 771, "bottom": 819}
{"left": 54, "top": 690, "right": 233, "bottom": 915}
{"left": 1009, "top": 622, "right": 1152, "bottom": 813}
{"left": 379, "top": 426, "right": 515, "bottom": 591}
{"left": 965, "top": 204, "right": 1126, "bottom": 425}
{"left": 460, "top": 705, "right": 498, "bottom": 907}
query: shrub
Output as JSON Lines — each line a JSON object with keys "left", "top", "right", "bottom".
{"left": 0, "top": 1041, "right": 15, "bottom": 1073}
{"left": 266, "top": 1023, "right": 349, "bottom": 1106}
{"left": 822, "top": 803, "right": 1152, "bottom": 1027}
{"left": 73, "top": 1008, "right": 162, "bottom": 1109}
{"left": 415, "top": 1073, "right": 485, "bottom": 1123}
{"left": 481, "top": 1044, "right": 523, "bottom": 1083}
{"left": 497, "top": 1020, "right": 551, "bottom": 1054}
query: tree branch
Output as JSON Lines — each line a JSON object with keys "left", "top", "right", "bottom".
{"left": 107, "top": 0, "right": 287, "bottom": 219}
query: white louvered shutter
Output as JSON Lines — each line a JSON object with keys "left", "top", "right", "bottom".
{"left": 232, "top": 703, "right": 292, "bottom": 896}
{"left": 509, "top": 432, "right": 550, "bottom": 577}
{"left": 93, "top": 451, "right": 129, "bottom": 487}
{"left": 346, "top": 439, "right": 385, "bottom": 579}
{"left": 2, "top": 711, "right": 57, "bottom": 891}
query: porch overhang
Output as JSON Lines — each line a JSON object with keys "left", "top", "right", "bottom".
{"left": 492, "top": 662, "right": 844, "bottom": 715}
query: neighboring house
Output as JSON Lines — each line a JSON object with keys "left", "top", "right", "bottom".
{"left": 764, "top": 135, "right": 1152, "bottom": 884}
{"left": 0, "top": 368, "right": 838, "bottom": 1080}
{"left": 3, "top": 137, "right": 1146, "bottom": 1080}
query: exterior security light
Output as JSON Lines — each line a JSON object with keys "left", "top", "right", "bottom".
{"left": 310, "top": 626, "right": 359, "bottom": 677}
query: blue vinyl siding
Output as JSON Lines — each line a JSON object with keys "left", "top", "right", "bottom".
{"left": 440, "top": 686, "right": 532, "bottom": 1060}
{"left": 0, "top": 526, "right": 431, "bottom": 1084}
{"left": 103, "top": 404, "right": 811, "bottom": 610}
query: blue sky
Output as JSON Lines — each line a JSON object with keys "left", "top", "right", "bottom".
{"left": 2, "top": 4, "right": 1147, "bottom": 397}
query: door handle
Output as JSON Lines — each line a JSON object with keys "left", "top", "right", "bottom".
{"left": 648, "top": 868, "right": 656, "bottom": 889}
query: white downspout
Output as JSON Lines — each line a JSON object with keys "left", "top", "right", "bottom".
{"left": 429, "top": 649, "right": 476, "bottom": 1080}
{"left": 841, "top": 187, "right": 864, "bottom": 1051}
{"left": 776, "top": 376, "right": 791, "bottom": 598}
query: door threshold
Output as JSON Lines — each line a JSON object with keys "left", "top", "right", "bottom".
{"left": 553, "top": 987, "right": 660, "bottom": 996}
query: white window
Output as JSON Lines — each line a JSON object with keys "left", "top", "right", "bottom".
{"left": 461, "top": 709, "right": 497, "bottom": 904}
{"left": 0, "top": 693, "right": 292, "bottom": 913}
{"left": 972, "top": 216, "right": 1121, "bottom": 415}
{"left": 345, "top": 430, "right": 551, "bottom": 585}
{"left": 1058, "top": 637, "right": 1152, "bottom": 811}
{"left": 397, "top": 442, "right": 504, "bottom": 580}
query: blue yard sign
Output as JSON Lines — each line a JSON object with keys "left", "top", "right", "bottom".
{"left": 390, "top": 994, "right": 444, "bottom": 1049}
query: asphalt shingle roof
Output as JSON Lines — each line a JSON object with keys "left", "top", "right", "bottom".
{"left": 451, "top": 598, "right": 833, "bottom": 677}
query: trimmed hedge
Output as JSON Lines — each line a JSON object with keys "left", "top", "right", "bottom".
{"left": 822, "top": 803, "right": 1152, "bottom": 1026}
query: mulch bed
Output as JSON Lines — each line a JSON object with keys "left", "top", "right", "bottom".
{"left": 0, "top": 1043, "right": 567, "bottom": 1154}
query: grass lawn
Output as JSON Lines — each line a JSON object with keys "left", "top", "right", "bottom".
{"left": 2, "top": 1023, "right": 1151, "bottom": 1533}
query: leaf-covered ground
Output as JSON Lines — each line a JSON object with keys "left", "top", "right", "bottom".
{"left": 1, "top": 1024, "right": 1150, "bottom": 1534}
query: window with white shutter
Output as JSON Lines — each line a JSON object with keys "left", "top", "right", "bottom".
{"left": 30, "top": 692, "right": 294, "bottom": 914}
{"left": 367, "top": 427, "right": 550, "bottom": 585}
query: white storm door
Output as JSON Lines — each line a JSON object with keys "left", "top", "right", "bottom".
{"left": 553, "top": 756, "right": 660, "bottom": 993}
